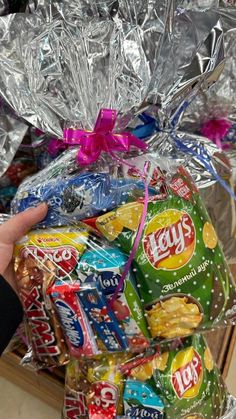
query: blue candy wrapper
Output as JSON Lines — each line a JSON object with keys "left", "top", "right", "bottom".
{"left": 77, "top": 247, "right": 150, "bottom": 351}
{"left": 124, "top": 379, "right": 164, "bottom": 418}
{"left": 12, "top": 171, "right": 151, "bottom": 228}
{"left": 76, "top": 281, "right": 129, "bottom": 352}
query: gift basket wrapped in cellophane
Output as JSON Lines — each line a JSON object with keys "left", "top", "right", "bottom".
{"left": 0, "top": 1, "right": 235, "bottom": 417}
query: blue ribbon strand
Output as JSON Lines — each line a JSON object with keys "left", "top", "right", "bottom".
{"left": 132, "top": 113, "right": 236, "bottom": 202}
{"left": 172, "top": 134, "right": 236, "bottom": 202}
{"left": 132, "top": 113, "right": 159, "bottom": 139}
{"left": 223, "top": 123, "right": 236, "bottom": 144}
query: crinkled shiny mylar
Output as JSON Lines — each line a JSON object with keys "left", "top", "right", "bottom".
{"left": 0, "top": 1, "right": 29, "bottom": 176}
{"left": 180, "top": 7, "right": 236, "bottom": 131}
{"left": 0, "top": 100, "right": 28, "bottom": 176}
{"left": 0, "top": 1, "right": 225, "bottom": 139}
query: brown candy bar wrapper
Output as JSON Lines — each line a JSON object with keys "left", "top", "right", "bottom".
{"left": 63, "top": 360, "right": 89, "bottom": 419}
{"left": 14, "top": 227, "right": 89, "bottom": 367}
{"left": 15, "top": 257, "right": 68, "bottom": 367}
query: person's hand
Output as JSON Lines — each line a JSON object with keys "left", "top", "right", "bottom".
{"left": 0, "top": 203, "right": 48, "bottom": 293}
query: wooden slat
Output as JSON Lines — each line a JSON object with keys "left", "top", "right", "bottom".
{"left": 205, "top": 327, "right": 233, "bottom": 373}
{"left": 222, "top": 326, "right": 236, "bottom": 379}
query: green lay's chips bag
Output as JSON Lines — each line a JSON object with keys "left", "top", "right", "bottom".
{"left": 94, "top": 167, "right": 236, "bottom": 341}
{"left": 63, "top": 335, "right": 228, "bottom": 418}
{"left": 123, "top": 334, "right": 228, "bottom": 419}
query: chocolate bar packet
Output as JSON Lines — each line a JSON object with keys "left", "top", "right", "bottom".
{"left": 12, "top": 164, "right": 156, "bottom": 228}
{"left": 63, "top": 360, "right": 89, "bottom": 419}
{"left": 14, "top": 226, "right": 89, "bottom": 366}
{"left": 63, "top": 354, "right": 130, "bottom": 419}
{"left": 77, "top": 247, "right": 150, "bottom": 351}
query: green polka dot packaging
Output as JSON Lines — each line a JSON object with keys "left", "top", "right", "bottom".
{"left": 91, "top": 165, "right": 236, "bottom": 341}
{"left": 62, "top": 335, "right": 231, "bottom": 419}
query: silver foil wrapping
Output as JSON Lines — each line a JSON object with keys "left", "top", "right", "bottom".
{"left": 0, "top": 2, "right": 225, "bottom": 138}
{"left": 178, "top": 0, "right": 236, "bottom": 9}
{"left": 179, "top": 7, "right": 236, "bottom": 262}
{"left": 0, "top": 100, "right": 28, "bottom": 177}
{"left": 147, "top": 129, "right": 219, "bottom": 188}
{"left": 0, "top": 1, "right": 231, "bottom": 212}
{"left": 201, "top": 152, "right": 236, "bottom": 262}
{"left": 178, "top": 0, "right": 219, "bottom": 9}
{"left": 180, "top": 7, "right": 236, "bottom": 130}
{"left": 222, "top": 396, "right": 236, "bottom": 419}
{"left": 0, "top": 0, "right": 29, "bottom": 175}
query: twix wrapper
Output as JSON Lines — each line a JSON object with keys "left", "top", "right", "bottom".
{"left": 14, "top": 226, "right": 89, "bottom": 366}
{"left": 64, "top": 361, "right": 89, "bottom": 419}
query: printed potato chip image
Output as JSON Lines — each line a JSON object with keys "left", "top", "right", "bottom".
{"left": 130, "top": 352, "right": 169, "bottom": 380}
{"left": 202, "top": 221, "right": 218, "bottom": 249}
{"left": 146, "top": 296, "right": 203, "bottom": 339}
{"left": 204, "top": 347, "right": 214, "bottom": 372}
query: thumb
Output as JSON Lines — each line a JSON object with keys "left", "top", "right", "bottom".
{"left": 0, "top": 203, "right": 48, "bottom": 245}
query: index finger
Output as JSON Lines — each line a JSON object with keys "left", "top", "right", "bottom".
{"left": 0, "top": 203, "right": 48, "bottom": 245}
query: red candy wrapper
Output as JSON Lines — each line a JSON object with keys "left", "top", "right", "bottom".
{"left": 48, "top": 283, "right": 98, "bottom": 357}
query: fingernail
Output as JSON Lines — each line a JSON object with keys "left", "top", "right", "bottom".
{"left": 37, "top": 202, "right": 48, "bottom": 209}
{"left": 23, "top": 202, "right": 47, "bottom": 212}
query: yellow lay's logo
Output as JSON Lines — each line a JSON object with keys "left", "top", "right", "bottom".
{"left": 171, "top": 347, "right": 203, "bottom": 399}
{"left": 143, "top": 209, "right": 196, "bottom": 270}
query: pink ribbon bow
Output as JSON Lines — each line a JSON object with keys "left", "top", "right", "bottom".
{"left": 200, "top": 118, "right": 232, "bottom": 151}
{"left": 63, "top": 109, "right": 147, "bottom": 165}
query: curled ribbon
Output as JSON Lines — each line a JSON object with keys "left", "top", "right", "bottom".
{"left": 47, "top": 138, "right": 68, "bottom": 157}
{"left": 108, "top": 159, "right": 149, "bottom": 308}
{"left": 200, "top": 119, "right": 232, "bottom": 151}
{"left": 63, "top": 109, "right": 147, "bottom": 165}
{"left": 172, "top": 134, "right": 236, "bottom": 202}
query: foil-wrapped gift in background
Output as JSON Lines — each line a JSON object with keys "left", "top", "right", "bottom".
{"left": 180, "top": 5, "right": 236, "bottom": 262}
